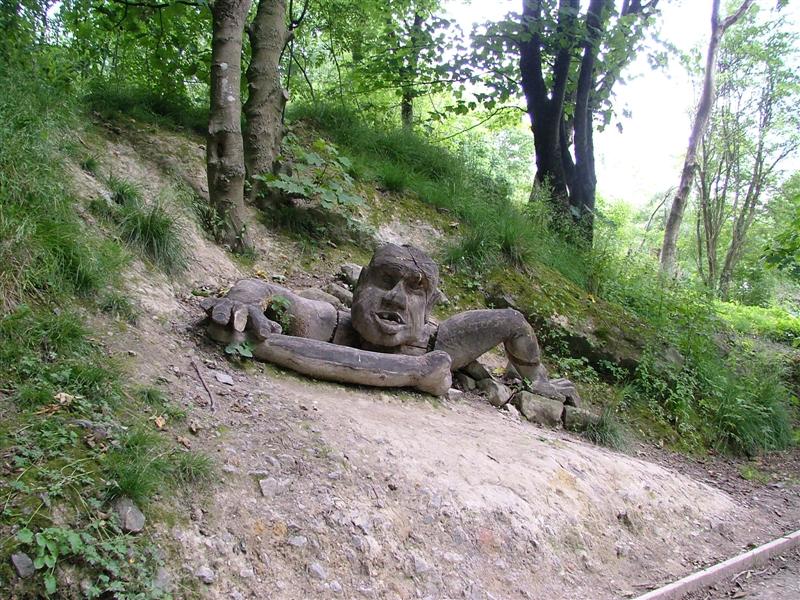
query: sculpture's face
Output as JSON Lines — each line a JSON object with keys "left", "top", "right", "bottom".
{"left": 352, "top": 244, "right": 438, "bottom": 348}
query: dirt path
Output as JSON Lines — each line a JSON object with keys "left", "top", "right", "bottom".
{"left": 685, "top": 548, "right": 800, "bottom": 599}
{"left": 97, "top": 302, "right": 768, "bottom": 599}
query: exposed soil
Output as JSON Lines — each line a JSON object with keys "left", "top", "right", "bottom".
{"left": 68, "top": 119, "right": 800, "bottom": 599}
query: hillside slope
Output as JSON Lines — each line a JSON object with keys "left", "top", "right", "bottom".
{"left": 18, "top": 114, "right": 793, "bottom": 599}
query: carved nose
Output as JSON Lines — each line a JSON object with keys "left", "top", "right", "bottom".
{"left": 384, "top": 281, "right": 407, "bottom": 308}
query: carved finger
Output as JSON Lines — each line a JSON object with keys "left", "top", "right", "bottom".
{"left": 199, "top": 296, "right": 218, "bottom": 314}
{"left": 211, "top": 298, "right": 234, "bottom": 326}
{"left": 247, "top": 306, "right": 282, "bottom": 340}
{"left": 232, "top": 304, "right": 249, "bottom": 332}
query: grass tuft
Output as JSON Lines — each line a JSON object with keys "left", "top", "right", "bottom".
{"left": 100, "top": 291, "right": 137, "bottom": 323}
{"left": 583, "top": 408, "right": 626, "bottom": 450}
{"left": 117, "top": 200, "right": 186, "bottom": 273}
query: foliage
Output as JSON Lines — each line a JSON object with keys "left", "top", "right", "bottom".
{"left": 86, "top": 80, "right": 208, "bottom": 133}
{"left": 92, "top": 177, "right": 187, "bottom": 274}
{"left": 267, "top": 294, "right": 294, "bottom": 332}
{"left": 715, "top": 302, "right": 800, "bottom": 344}
{"left": 0, "top": 50, "right": 207, "bottom": 595}
{"left": 0, "top": 59, "right": 125, "bottom": 313}
{"left": 0, "top": 305, "right": 210, "bottom": 595}
{"left": 691, "top": 9, "right": 800, "bottom": 298}
{"left": 583, "top": 407, "right": 626, "bottom": 450}
{"left": 763, "top": 173, "right": 800, "bottom": 281}
{"left": 13, "top": 523, "right": 169, "bottom": 598}
{"left": 260, "top": 135, "right": 364, "bottom": 211}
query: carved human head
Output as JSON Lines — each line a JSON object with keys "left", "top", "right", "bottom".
{"left": 351, "top": 243, "right": 440, "bottom": 348}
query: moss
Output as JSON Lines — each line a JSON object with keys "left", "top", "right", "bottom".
{"left": 483, "top": 265, "right": 656, "bottom": 375}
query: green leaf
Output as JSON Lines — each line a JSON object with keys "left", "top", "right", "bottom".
{"left": 44, "top": 572, "right": 57, "bottom": 595}
{"left": 16, "top": 528, "right": 34, "bottom": 544}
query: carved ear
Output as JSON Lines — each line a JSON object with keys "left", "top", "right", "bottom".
{"left": 427, "top": 288, "right": 443, "bottom": 313}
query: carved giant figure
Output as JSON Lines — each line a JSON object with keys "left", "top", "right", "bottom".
{"left": 201, "top": 243, "right": 577, "bottom": 400}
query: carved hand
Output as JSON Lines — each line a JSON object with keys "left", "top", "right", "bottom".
{"left": 199, "top": 296, "right": 282, "bottom": 340}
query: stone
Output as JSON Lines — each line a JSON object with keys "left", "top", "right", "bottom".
{"left": 213, "top": 371, "right": 234, "bottom": 386}
{"left": 563, "top": 405, "right": 600, "bottom": 432}
{"left": 323, "top": 283, "right": 354, "bottom": 307}
{"left": 259, "top": 477, "right": 279, "bottom": 498}
{"left": 453, "top": 372, "right": 476, "bottom": 391}
{"left": 503, "top": 403, "right": 521, "bottom": 420}
{"left": 447, "top": 388, "right": 464, "bottom": 401}
{"left": 330, "top": 580, "right": 343, "bottom": 594}
{"left": 114, "top": 497, "right": 145, "bottom": 533}
{"left": 462, "top": 361, "right": 492, "bottom": 381}
{"left": 308, "top": 561, "right": 327, "bottom": 580}
{"left": 195, "top": 565, "right": 216, "bottom": 584}
{"left": 514, "top": 392, "right": 564, "bottom": 427}
{"left": 287, "top": 535, "right": 308, "bottom": 548}
{"left": 297, "top": 288, "right": 343, "bottom": 309}
{"left": 477, "top": 379, "right": 511, "bottom": 407}
{"left": 412, "top": 553, "right": 431, "bottom": 575}
{"left": 11, "top": 552, "right": 34, "bottom": 578}
{"left": 153, "top": 567, "right": 172, "bottom": 591}
{"left": 340, "top": 263, "right": 363, "bottom": 286}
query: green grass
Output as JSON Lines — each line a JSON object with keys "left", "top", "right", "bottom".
{"left": 99, "top": 291, "right": 137, "bottom": 323}
{"left": 583, "top": 408, "right": 626, "bottom": 450}
{"left": 289, "top": 102, "right": 584, "bottom": 284}
{"left": 0, "top": 54, "right": 206, "bottom": 596}
{"left": 117, "top": 200, "right": 186, "bottom": 273}
{"left": 716, "top": 301, "right": 800, "bottom": 344}
{"left": 91, "top": 177, "right": 187, "bottom": 273}
{"left": 86, "top": 80, "right": 208, "bottom": 133}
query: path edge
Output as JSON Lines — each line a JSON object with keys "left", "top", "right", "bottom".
{"left": 634, "top": 529, "right": 800, "bottom": 600}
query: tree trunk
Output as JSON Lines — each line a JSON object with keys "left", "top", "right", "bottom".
{"left": 571, "top": 0, "right": 609, "bottom": 240}
{"left": 659, "top": 0, "right": 753, "bottom": 274}
{"left": 400, "top": 12, "right": 424, "bottom": 129}
{"left": 520, "top": 0, "right": 577, "bottom": 213}
{"left": 207, "top": 0, "right": 252, "bottom": 252}
{"left": 244, "top": 0, "right": 289, "bottom": 199}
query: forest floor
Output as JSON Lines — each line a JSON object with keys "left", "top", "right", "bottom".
{"left": 65, "top": 117, "right": 800, "bottom": 599}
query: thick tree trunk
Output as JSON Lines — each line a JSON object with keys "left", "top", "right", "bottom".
{"left": 207, "top": 0, "right": 252, "bottom": 252}
{"left": 571, "top": 0, "right": 608, "bottom": 240}
{"left": 520, "top": 0, "right": 576, "bottom": 213}
{"left": 244, "top": 0, "right": 289, "bottom": 198}
{"left": 660, "top": 0, "right": 753, "bottom": 274}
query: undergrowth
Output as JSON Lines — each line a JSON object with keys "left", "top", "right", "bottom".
{"left": 86, "top": 81, "right": 207, "bottom": 134}
{"left": 288, "top": 102, "right": 589, "bottom": 285}
{"left": 91, "top": 176, "right": 186, "bottom": 274}
{"left": 0, "top": 55, "right": 209, "bottom": 595}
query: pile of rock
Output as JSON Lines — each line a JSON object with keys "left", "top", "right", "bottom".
{"left": 452, "top": 362, "right": 600, "bottom": 434}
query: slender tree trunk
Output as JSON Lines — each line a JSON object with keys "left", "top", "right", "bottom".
{"left": 571, "top": 0, "right": 609, "bottom": 240}
{"left": 244, "top": 0, "right": 289, "bottom": 201}
{"left": 207, "top": 0, "right": 252, "bottom": 252}
{"left": 659, "top": 0, "right": 753, "bottom": 274}
{"left": 400, "top": 12, "right": 424, "bottom": 129}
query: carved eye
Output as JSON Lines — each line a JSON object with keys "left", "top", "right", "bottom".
{"left": 405, "top": 274, "right": 424, "bottom": 292}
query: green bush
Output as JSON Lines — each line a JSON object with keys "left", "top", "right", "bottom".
{"left": 716, "top": 302, "right": 800, "bottom": 344}
{"left": 86, "top": 80, "right": 208, "bottom": 133}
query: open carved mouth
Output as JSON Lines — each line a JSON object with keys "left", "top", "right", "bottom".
{"left": 376, "top": 311, "right": 405, "bottom": 325}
